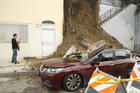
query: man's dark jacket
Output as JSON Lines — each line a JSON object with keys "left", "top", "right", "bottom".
{"left": 11, "top": 38, "right": 18, "bottom": 49}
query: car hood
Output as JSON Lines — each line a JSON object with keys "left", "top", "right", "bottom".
{"left": 43, "top": 58, "right": 79, "bottom": 68}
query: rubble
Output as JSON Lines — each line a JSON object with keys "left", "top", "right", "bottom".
{"left": 65, "top": 40, "right": 105, "bottom": 61}
{"left": 63, "top": 46, "right": 76, "bottom": 58}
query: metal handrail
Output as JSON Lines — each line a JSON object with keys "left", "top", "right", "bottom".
{"left": 99, "top": 7, "right": 121, "bottom": 24}
{"left": 99, "top": 0, "right": 132, "bottom": 25}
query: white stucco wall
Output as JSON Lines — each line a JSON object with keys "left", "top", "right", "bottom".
{"left": 0, "top": 0, "right": 64, "bottom": 61}
{"left": 100, "top": 5, "right": 113, "bottom": 15}
{"left": 100, "top": 4, "right": 136, "bottom": 50}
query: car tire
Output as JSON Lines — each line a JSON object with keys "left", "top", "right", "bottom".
{"left": 63, "top": 73, "right": 82, "bottom": 91}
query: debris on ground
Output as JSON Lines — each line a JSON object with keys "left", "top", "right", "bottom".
{"left": 27, "top": 59, "right": 43, "bottom": 70}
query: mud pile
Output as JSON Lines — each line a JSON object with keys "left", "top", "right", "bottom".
{"left": 48, "top": 0, "right": 123, "bottom": 58}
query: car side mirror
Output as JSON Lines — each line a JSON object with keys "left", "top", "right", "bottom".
{"left": 90, "top": 58, "right": 100, "bottom": 66}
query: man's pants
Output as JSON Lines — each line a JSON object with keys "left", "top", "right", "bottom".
{"left": 12, "top": 49, "right": 17, "bottom": 63}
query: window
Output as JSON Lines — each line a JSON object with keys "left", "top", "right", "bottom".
{"left": 98, "top": 51, "right": 114, "bottom": 62}
{"left": 0, "top": 24, "right": 28, "bottom": 42}
{"left": 115, "top": 50, "right": 131, "bottom": 60}
{"left": 88, "top": 50, "right": 114, "bottom": 63}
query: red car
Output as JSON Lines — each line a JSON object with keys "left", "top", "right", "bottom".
{"left": 39, "top": 49, "right": 140, "bottom": 91}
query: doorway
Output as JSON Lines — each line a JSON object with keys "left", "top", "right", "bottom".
{"left": 42, "top": 21, "right": 56, "bottom": 57}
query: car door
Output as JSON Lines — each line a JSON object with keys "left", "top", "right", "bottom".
{"left": 113, "top": 50, "right": 132, "bottom": 77}
{"left": 96, "top": 50, "right": 116, "bottom": 76}
{"left": 79, "top": 62, "right": 96, "bottom": 83}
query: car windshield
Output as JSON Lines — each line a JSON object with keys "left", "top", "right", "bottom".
{"left": 67, "top": 53, "right": 89, "bottom": 62}
{"left": 78, "top": 53, "right": 89, "bottom": 62}
{"left": 66, "top": 47, "right": 104, "bottom": 62}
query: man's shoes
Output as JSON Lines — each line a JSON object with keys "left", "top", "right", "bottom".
{"left": 15, "top": 62, "right": 20, "bottom": 64}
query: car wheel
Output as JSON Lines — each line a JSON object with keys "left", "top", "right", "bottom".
{"left": 63, "top": 73, "right": 82, "bottom": 91}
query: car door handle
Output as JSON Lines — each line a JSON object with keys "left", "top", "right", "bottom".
{"left": 109, "top": 64, "right": 115, "bottom": 66}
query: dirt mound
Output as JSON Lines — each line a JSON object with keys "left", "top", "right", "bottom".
{"left": 48, "top": 0, "right": 123, "bottom": 58}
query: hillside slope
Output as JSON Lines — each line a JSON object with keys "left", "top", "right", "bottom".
{"left": 48, "top": 0, "right": 123, "bottom": 58}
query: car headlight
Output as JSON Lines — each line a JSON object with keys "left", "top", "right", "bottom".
{"left": 43, "top": 68, "right": 64, "bottom": 74}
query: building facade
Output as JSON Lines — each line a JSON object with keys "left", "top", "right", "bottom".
{"left": 0, "top": 0, "right": 64, "bottom": 61}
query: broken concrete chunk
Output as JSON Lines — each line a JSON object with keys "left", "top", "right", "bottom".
{"left": 63, "top": 46, "right": 76, "bottom": 58}
{"left": 64, "top": 40, "right": 105, "bottom": 61}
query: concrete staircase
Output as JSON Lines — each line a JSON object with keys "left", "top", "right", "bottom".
{"left": 99, "top": 4, "right": 130, "bottom": 25}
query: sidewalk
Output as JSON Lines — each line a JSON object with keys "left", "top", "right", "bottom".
{"left": 0, "top": 60, "right": 39, "bottom": 77}
{"left": 0, "top": 60, "right": 27, "bottom": 73}
{"left": 0, "top": 60, "right": 28, "bottom": 66}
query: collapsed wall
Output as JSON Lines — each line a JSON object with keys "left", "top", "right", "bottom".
{"left": 48, "top": 0, "right": 123, "bottom": 58}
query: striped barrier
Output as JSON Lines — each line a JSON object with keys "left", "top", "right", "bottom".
{"left": 85, "top": 68, "right": 119, "bottom": 93}
{"left": 85, "top": 64, "right": 140, "bottom": 93}
{"left": 131, "top": 63, "right": 140, "bottom": 78}
{"left": 127, "top": 63, "right": 140, "bottom": 93}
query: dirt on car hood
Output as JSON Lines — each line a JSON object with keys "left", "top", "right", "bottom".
{"left": 43, "top": 58, "right": 79, "bottom": 68}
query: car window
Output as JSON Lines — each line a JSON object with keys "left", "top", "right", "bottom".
{"left": 98, "top": 51, "right": 114, "bottom": 62}
{"left": 115, "top": 50, "right": 131, "bottom": 60}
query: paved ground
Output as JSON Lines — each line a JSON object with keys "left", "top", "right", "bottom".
{"left": 0, "top": 75, "right": 133, "bottom": 93}
{"left": 0, "top": 60, "right": 31, "bottom": 73}
{"left": 0, "top": 76, "right": 85, "bottom": 93}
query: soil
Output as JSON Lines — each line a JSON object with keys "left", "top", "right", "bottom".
{"left": 27, "top": 59, "right": 43, "bottom": 70}
{"left": 48, "top": 0, "right": 123, "bottom": 58}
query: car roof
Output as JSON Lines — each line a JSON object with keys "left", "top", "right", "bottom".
{"left": 103, "top": 49, "right": 131, "bottom": 52}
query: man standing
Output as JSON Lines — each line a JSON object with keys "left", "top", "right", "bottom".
{"left": 11, "top": 34, "right": 20, "bottom": 64}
